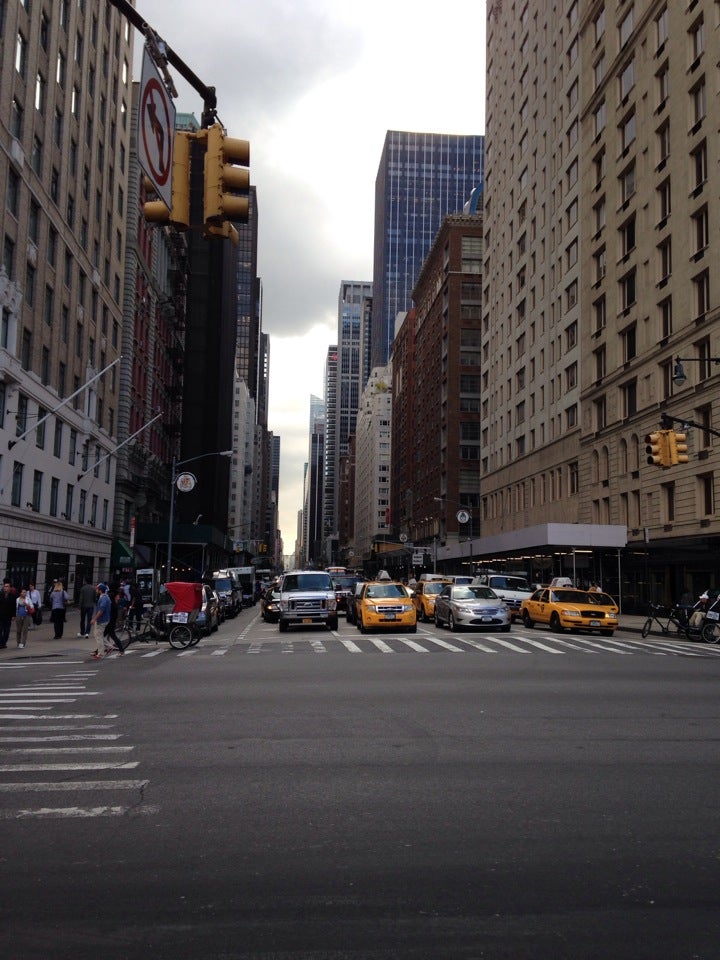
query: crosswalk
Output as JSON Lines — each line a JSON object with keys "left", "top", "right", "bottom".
{"left": 51, "top": 629, "right": 720, "bottom": 659}
{"left": 0, "top": 664, "right": 156, "bottom": 821}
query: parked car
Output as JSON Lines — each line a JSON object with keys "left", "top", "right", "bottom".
{"left": 356, "top": 579, "right": 417, "bottom": 634}
{"left": 412, "top": 579, "right": 452, "bottom": 622}
{"left": 520, "top": 587, "right": 618, "bottom": 636}
{"left": 209, "top": 572, "right": 241, "bottom": 619}
{"left": 434, "top": 584, "right": 511, "bottom": 632}
{"left": 261, "top": 587, "right": 281, "bottom": 623}
{"left": 345, "top": 581, "right": 366, "bottom": 626}
{"left": 196, "top": 583, "right": 220, "bottom": 635}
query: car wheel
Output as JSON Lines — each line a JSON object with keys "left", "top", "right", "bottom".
{"left": 550, "top": 612, "right": 564, "bottom": 633}
{"left": 522, "top": 610, "right": 534, "bottom": 629}
{"left": 434, "top": 610, "right": 442, "bottom": 628}
{"left": 601, "top": 630, "right": 614, "bottom": 637}
{"left": 408, "top": 625, "right": 417, "bottom": 634}
{"left": 328, "top": 616, "right": 338, "bottom": 631}
{"left": 360, "top": 614, "right": 369, "bottom": 634}
{"left": 501, "top": 625, "right": 511, "bottom": 633}
{"left": 279, "top": 620, "right": 288, "bottom": 632}
{"left": 448, "top": 612, "right": 459, "bottom": 632}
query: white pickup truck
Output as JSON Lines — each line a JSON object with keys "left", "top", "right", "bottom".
{"left": 471, "top": 574, "right": 534, "bottom": 621}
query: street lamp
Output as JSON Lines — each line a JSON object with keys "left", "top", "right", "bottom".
{"left": 672, "top": 356, "right": 720, "bottom": 386}
{"left": 167, "top": 450, "right": 233, "bottom": 581}
{"left": 433, "top": 497, "right": 473, "bottom": 571}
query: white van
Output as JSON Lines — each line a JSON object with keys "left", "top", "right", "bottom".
{"left": 471, "top": 573, "right": 533, "bottom": 621}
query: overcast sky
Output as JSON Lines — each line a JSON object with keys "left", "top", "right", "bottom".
{"left": 139, "top": 0, "right": 486, "bottom": 554}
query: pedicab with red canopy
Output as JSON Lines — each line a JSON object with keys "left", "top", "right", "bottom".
{"left": 122, "top": 581, "right": 203, "bottom": 649}
{"left": 162, "top": 581, "right": 204, "bottom": 648}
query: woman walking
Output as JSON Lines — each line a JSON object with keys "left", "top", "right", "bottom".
{"left": 49, "top": 581, "right": 70, "bottom": 639}
{"left": 15, "top": 588, "right": 33, "bottom": 648}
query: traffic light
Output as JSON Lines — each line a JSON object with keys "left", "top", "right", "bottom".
{"left": 667, "top": 430, "right": 690, "bottom": 465}
{"left": 142, "top": 130, "right": 194, "bottom": 229}
{"left": 202, "top": 122, "right": 250, "bottom": 237}
{"left": 645, "top": 430, "right": 670, "bottom": 467}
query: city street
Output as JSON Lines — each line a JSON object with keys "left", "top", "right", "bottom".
{"left": 1, "top": 609, "right": 719, "bottom": 959}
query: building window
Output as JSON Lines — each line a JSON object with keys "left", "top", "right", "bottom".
{"left": 620, "top": 216, "right": 635, "bottom": 256}
{"left": 698, "top": 474, "right": 714, "bottom": 516}
{"left": 50, "top": 478, "right": 59, "bottom": 517}
{"left": 690, "top": 18, "right": 705, "bottom": 64}
{"left": 594, "top": 396, "right": 607, "bottom": 432}
{"left": 620, "top": 164, "right": 635, "bottom": 203}
{"left": 691, "top": 79, "right": 706, "bottom": 126}
{"left": 620, "top": 113, "right": 636, "bottom": 151}
{"left": 657, "top": 121, "right": 670, "bottom": 164}
{"left": 620, "top": 58, "right": 634, "bottom": 100}
{"left": 658, "top": 238, "right": 672, "bottom": 281}
{"left": 594, "top": 345, "right": 606, "bottom": 382}
{"left": 620, "top": 270, "right": 636, "bottom": 310}
{"left": 692, "top": 206, "right": 709, "bottom": 254}
{"left": 622, "top": 324, "right": 637, "bottom": 362}
{"left": 11, "top": 462, "right": 24, "bottom": 507}
{"left": 594, "top": 101, "right": 606, "bottom": 137}
{"left": 659, "top": 297, "right": 672, "bottom": 339}
{"left": 7, "top": 170, "right": 20, "bottom": 218}
{"left": 657, "top": 179, "right": 671, "bottom": 222}
{"left": 619, "top": 8, "right": 634, "bottom": 47}
{"left": 662, "top": 482, "right": 675, "bottom": 523}
{"left": 594, "top": 296, "right": 606, "bottom": 333}
{"left": 621, "top": 380, "right": 637, "bottom": 418}
{"left": 692, "top": 270, "right": 710, "bottom": 320}
{"left": 656, "top": 64, "right": 669, "bottom": 108}
{"left": 691, "top": 141, "right": 707, "bottom": 189}
{"left": 656, "top": 7, "right": 668, "bottom": 49}
{"left": 16, "top": 32, "right": 27, "bottom": 78}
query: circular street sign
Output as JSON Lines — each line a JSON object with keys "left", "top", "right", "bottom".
{"left": 456, "top": 509, "right": 471, "bottom": 525}
{"left": 399, "top": 533, "right": 408, "bottom": 542}
{"left": 175, "top": 472, "right": 197, "bottom": 494}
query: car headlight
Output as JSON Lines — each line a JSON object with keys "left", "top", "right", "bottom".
{"left": 561, "top": 608, "right": 581, "bottom": 617}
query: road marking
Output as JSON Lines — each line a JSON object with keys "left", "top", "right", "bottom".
{"left": 310, "top": 640, "right": 327, "bottom": 653}
{"left": 483, "top": 636, "right": 532, "bottom": 653}
{"left": 398, "top": 639, "right": 429, "bottom": 652}
{"left": 369, "top": 638, "right": 395, "bottom": 653}
{"left": 457, "top": 637, "right": 500, "bottom": 653}
{"left": 0, "top": 779, "right": 148, "bottom": 792}
{"left": 0, "top": 746, "right": 133, "bottom": 755}
{"left": 0, "top": 805, "right": 160, "bottom": 819}
{"left": 0, "top": 762, "right": 140, "bottom": 771}
{"left": 516, "top": 637, "right": 566, "bottom": 653}
{"left": 0, "top": 734, "right": 122, "bottom": 743}
{"left": 339, "top": 639, "right": 362, "bottom": 653}
{"left": 211, "top": 648, "right": 228, "bottom": 655}
{"left": 425, "top": 637, "right": 465, "bottom": 652}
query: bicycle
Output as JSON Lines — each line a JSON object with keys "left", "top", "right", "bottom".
{"left": 641, "top": 603, "right": 709, "bottom": 642}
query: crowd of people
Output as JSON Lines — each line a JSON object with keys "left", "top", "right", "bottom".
{"left": 0, "top": 576, "right": 145, "bottom": 658}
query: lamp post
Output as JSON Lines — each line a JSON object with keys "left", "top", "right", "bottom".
{"left": 167, "top": 450, "right": 232, "bottom": 581}
{"left": 433, "top": 497, "right": 473, "bottom": 572}
{"left": 672, "top": 356, "right": 720, "bottom": 386}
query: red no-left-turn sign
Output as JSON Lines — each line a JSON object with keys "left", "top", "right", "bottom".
{"left": 137, "top": 48, "right": 176, "bottom": 208}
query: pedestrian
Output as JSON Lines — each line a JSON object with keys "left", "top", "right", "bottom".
{"left": 27, "top": 582, "right": 42, "bottom": 627}
{"left": 77, "top": 577, "right": 97, "bottom": 638}
{"left": 90, "top": 583, "right": 113, "bottom": 659}
{"left": 0, "top": 580, "right": 16, "bottom": 649}
{"left": 128, "top": 581, "right": 144, "bottom": 628}
{"left": 104, "top": 588, "right": 124, "bottom": 655}
{"left": 49, "top": 581, "right": 70, "bottom": 638}
{"left": 15, "top": 588, "right": 33, "bottom": 648}
{"left": 116, "top": 584, "right": 130, "bottom": 627}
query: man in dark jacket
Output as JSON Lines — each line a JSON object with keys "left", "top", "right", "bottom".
{"left": 78, "top": 578, "right": 97, "bottom": 638}
{"left": 0, "top": 580, "right": 17, "bottom": 649}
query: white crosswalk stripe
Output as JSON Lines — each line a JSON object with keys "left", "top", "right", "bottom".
{"left": 0, "top": 671, "right": 151, "bottom": 821}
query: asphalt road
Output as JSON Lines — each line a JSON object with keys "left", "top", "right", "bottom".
{"left": 2, "top": 610, "right": 719, "bottom": 959}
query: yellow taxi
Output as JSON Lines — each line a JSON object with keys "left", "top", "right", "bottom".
{"left": 412, "top": 579, "right": 452, "bottom": 622}
{"left": 357, "top": 576, "right": 417, "bottom": 633}
{"left": 519, "top": 587, "right": 619, "bottom": 636}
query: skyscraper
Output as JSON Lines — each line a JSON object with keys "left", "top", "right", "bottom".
{"left": 372, "top": 130, "right": 484, "bottom": 368}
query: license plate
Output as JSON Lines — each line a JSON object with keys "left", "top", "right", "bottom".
{"left": 481, "top": 616, "right": 493, "bottom": 623}
{"left": 302, "top": 617, "right": 313, "bottom": 623}
{"left": 384, "top": 613, "right": 396, "bottom": 620}
{"left": 707, "top": 611, "right": 719, "bottom": 621}
{"left": 589, "top": 619, "right": 600, "bottom": 627}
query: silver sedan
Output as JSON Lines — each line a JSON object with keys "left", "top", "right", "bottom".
{"left": 434, "top": 585, "right": 511, "bottom": 632}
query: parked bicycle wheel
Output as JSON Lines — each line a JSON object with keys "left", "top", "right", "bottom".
{"left": 701, "top": 620, "right": 720, "bottom": 644}
{"left": 168, "top": 624, "right": 193, "bottom": 649}
{"left": 641, "top": 617, "right": 653, "bottom": 638}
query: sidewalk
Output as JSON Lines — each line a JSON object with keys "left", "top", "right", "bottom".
{"left": 0, "top": 608, "right": 101, "bottom": 661}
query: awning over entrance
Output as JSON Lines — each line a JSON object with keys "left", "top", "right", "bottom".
{"left": 436, "top": 523, "right": 627, "bottom": 565}
{"left": 111, "top": 539, "right": 135, "bottom": 568}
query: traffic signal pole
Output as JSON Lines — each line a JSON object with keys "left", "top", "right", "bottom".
{"left": 106, "top": 0, "right": 217, "bottom": 127}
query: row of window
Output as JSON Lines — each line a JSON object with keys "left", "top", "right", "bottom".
{"left": 481, "top": 460, "right": 580, "bottom": 521}
{"left": 3, "top": 457, "right": 110, "bottom": 526}
{"left": 592, "top": 473, "right": 715, "bottom": 529}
